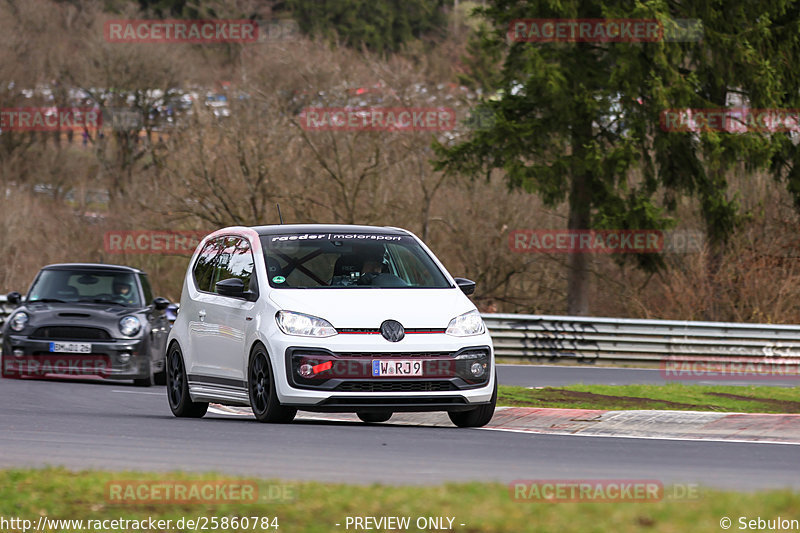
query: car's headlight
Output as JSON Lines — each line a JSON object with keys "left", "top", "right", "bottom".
{"left": 119, "top": 316, "right": 141, "bottom": 337}
{"left": 9, "top": 312, "right": 29, "bottom": 332}
{"left": 446, "top": 310, "right": 485, "bottom": 337}
{"left": 276, "top": 311, "right": 337, "bottom": 337}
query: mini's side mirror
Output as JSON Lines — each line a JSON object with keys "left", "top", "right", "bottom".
{"left": 152, "top": 297, "right": 170, "bottom": 311}
{"left": 216, "top": 278, "right": 245, "bottom": 298}
{"left": 6, "top": 291, "right": 22, "bottom": 306}
{"left": 454, "top": 278, "right": 476, "bottom": 296}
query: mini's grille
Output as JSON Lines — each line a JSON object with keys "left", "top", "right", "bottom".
{"left": 31, "top": 327, "right": 111, "bottom": 340}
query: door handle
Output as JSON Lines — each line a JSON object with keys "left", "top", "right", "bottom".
{"left": 198, "top": 309, "right": 206, "bottom": 321}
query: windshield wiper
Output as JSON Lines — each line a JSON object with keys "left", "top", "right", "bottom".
{"left": 28, "top": 298, "right": 66, "bottom": 303}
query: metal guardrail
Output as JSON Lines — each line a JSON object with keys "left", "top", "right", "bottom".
{"left": 2, "top": 300, "right": 798, "bottom": 364}
{"left": 482, "top": 313, "right": 800, "bottom": 362}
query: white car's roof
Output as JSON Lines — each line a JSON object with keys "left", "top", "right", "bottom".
{"left": 250, "top": 224, "right": 411, "bottom": 237}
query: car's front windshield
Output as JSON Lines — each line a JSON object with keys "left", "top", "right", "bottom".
{"left": 261, "top": 232, "right": 452, "bottom": 289}
{"left": 27, "top": 269, "right": 142, "bottom": 306}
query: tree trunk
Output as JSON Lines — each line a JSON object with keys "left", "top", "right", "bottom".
{"left": 567, "top": 113, "right": 593, "bottom": 316}
{"left": 566, "top": 169, "right": 591, "bottom": 315}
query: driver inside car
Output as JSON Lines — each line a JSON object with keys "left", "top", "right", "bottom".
{"left": 112, "top": 280, "right": 135, "bottom": 305}
{"left": 356, "top": 247, "right": 407, "bottom": 287}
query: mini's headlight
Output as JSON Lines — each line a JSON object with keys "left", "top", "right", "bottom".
{"left": 446, "top": 310, "right": 485, "bottom": 337}
{"left": 9, "top": 312, "right": 29, "bottom": 332}
{"left": 276, "top": 311, "right": 337, "bottom": 337}
{"left": 119, "top": 316, "right": 141, "bottom": 337}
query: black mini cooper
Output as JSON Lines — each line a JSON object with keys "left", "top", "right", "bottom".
{"left": 1, "top": 263, "right": 171, "bottom": 386}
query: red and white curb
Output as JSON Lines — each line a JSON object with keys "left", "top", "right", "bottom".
{"left": 207, "top": 405, "right": 800, "bottom": 445}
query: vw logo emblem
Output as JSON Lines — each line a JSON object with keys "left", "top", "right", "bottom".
{"left": 380, "top": 320, "right": 405, "bottom": 342}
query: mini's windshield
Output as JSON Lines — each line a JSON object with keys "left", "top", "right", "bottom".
{"left": 261, "top": 233, "right": 452, "bottom": 289}
{"left": 27, "top": 269, "right": 142, "bottom": 306}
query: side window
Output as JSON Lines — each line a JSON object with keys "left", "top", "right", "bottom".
{"left": 192, "top": 239, "right": 223, "bottom": 292}
{"left": 139, "top": 274, "right": 154, "bottom": 304}
{"left": 210, "top": 237, "right": 256, "bottom": 296}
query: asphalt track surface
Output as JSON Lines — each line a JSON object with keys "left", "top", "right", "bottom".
{"left": 1, "top": 372, "right": 799, "bottom": 490}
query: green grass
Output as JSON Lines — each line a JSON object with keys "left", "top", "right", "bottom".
{"left": 498, "top": 383, "right": 800, "bottom": 413}
{"left": 1, "top": 468, "right": 798, "bottom": 533}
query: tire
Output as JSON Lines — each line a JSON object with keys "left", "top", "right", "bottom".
{"left": 133, "top": 359, "right": 154, "bottom": 387}
{"left": 248, "top": 346, "right": 296, "bottom": 423}
{"left": 448, "top": 378, "right": 497, "bottom": 428}
{"left": 166, "top": 344, "right": 208, "bottom": 418}
{"left": 357, "top": 411, "right": 393, "bottom": 424}
{"left": 153, "top": 366, "right": 167, "bottom": 386}
{"left": 133, "top": 374, "right": 153, "bottom": 387}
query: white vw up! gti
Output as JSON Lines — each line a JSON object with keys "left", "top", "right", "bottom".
{"left": 166, "top": 224, "right": 496, "bottom": 427}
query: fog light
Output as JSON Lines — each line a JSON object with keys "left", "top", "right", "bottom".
{"left": 118, "top": 352, "right": 131, "bottom": 363}
{"left": 470, "top": 362, "right": 486, "bottom": 377}
{"left": 13, "top": 349, "right": 24, "bottom": 357}
{"left": 299, "top": 363, "right": 313, "bottom": 378}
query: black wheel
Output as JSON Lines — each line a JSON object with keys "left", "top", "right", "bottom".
{"left": 357, "top": 411, "right": 393, "bottom": 424}
{"left": 153, "top": 364, "right": 167, "bottom": 386}
{"left": 133, "top": 374, "right": 153, "bottom": 387}
{"left": 448, "top": 378, "right": 497, "bottom": 428}
{"left": 166, "top": 345, "right": 208, "bottom": 418}
{"left": 248, "top": 347, "right": 296, "bottom": 423}
{"left": 133, "top": 360, "right": 154, "bottom": 387}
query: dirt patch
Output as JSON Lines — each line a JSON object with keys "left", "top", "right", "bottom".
{"left": 704, "top": 392, "right": 800, "bottom": 413}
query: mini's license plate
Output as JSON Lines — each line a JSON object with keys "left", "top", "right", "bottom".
{"left": 372, "top": 360, "right": 423, "bottom": 377}
{"left": 49, "top": 342, "right": 92, "bottom": 354}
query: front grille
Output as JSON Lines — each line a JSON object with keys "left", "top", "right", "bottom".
{"left": 321, "top": 396, "right": 467, "bottom": 406}
{"left": 333, "top": 351, "right": 452, "bottom": 359}
{"left": 336, "top": 329, "right": 446, "bottom": 334}
{"left": 31, "top": 326, "right": 112, "bottom": 341}
{"left": 335, "top": 381, "right": 457, "bottom": 392}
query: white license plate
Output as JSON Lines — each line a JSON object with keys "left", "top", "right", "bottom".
{"left": 49, "top": 342, "right": 92, "bottom": 354}
{"left": 372, "top": 360, "right": 423, "bottom": 377}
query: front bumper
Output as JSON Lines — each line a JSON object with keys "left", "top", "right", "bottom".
{"left": 266, "top": 331, "right": 496, "bottom": 412}
{"left": 2, "top": 335, "right": 152, "bottom": 379}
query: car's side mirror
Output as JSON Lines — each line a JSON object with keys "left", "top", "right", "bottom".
{"left": 6, "top": 291, "right": 22, "bottom": 306}
{"left": 152, "top": 297, "right": 170, "bottom": 311}
{"left": 454, "top": 278, "right": 476, "bottom": 296}
{"left": 216, "top": 278, "right": 245, "bottom": 298}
